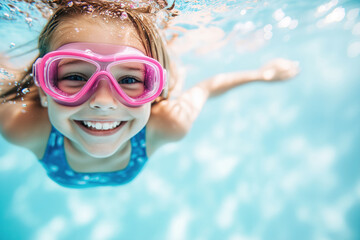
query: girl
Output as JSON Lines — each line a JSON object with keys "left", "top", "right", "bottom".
{"left": 0, "top": 0, "right": 299, "bottom": 188}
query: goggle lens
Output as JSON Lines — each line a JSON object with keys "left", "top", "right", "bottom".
{"left": 46, "top": 57, "right": 160, "bottom": 101}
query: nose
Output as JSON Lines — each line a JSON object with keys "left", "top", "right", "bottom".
{"left": 89, "top": 79, "right": 118, "bottom": 110}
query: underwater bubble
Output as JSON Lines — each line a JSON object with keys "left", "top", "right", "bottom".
{"left": 317, "top": 0, "right": 339, "bottom": 16}
{"left": 289, "top": 20, "right": 299, "bottom": 30}
{"left": 9, "top": 42, "right": 16, "bottom": 49}
{"left": 25, "top": 17, "right": 33, "bottom": 25}
{"left": 86, "top": 5, "right": 94, "bottom": 12}
{"left": 120, "top": 12, "right": 128, "bottom": 20}
{"left": 104, "top": 10, "right": 111, "bottom": 16}
{"left": 273, "top": 9, "right": 285, "bottom": 21}
{"left": 22, "top": 103, "right": 27, "bottom": 107}
{"left": 325, "top": 7, "right": 345, "bottom": 24}
{"left": 264, "top": 24, "right": 273, "bottom": 32}
{"left": 22, "top": 88, "right": 30, "bottom": 94}
{"left": 67, "top": 1, "right": 74, "bottom": 7}
{"left": 74, "top": 27, "right": 80, "bottom": 33}
{"left": 278, "top": 16, "right": 292, "bottom": 28}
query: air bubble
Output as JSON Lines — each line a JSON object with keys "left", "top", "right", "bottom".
{"left": 25, "top": 17, "right": 33, "bottom": 26}
{"left": 22, "top": 103, "right": 27, "bottom": 107}
{"left": 22, "top": 88, "right": 30, "bottom": 94}
{"left": 9, "top": 43, "right": 16, "bottom": 49}
{"left": 120, "top": 12, "right": 128, "bottom": 20}
{"left": 67, "top": 1, "right": 74, "bottom": 7}
{"left": 87, "top": 5, "right": 94, "bottom": 12}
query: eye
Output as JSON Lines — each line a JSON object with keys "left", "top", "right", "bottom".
{"left": 118, "top": 77, "right": 142, "bottom": 84}
{"left": 61, "top": 74, "right": 87, "bottom": 82}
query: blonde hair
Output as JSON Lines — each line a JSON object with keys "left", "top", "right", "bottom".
{"left": 2, "top": 0, "right": 176, "bottom": 103}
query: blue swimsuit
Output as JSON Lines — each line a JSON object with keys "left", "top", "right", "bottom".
{"left": 40, "top": 126, "right": 148, "bottom": 188}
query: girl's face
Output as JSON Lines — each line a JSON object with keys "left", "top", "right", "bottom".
{"left": 42, "top": 15, "right": 151, "bottom": 158}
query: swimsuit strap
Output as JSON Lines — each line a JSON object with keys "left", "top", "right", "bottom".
{"left": 40, "top": 126, "right": 148, "bottom": 188}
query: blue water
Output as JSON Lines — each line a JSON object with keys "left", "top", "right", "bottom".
{"left": 1, "top": 0, "right": 360, "bottom": 239}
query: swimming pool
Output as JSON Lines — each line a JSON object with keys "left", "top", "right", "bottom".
{"left": 1, "top": 0, "right": 359, "bottom": 239}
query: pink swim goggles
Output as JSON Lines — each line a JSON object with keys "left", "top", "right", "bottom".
{"left": 33, "top": 43, "right": 166, "bottom": 107}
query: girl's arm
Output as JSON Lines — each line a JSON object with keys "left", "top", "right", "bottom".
{"left": 0, "top": 64, "right": 51, "bottom": 158}
{"left": 147, "top": 59, "right": 299, "bottom": 152}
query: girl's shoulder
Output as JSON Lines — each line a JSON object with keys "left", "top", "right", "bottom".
{"left": 146, "top": 100, "right": 190, "bottom": 155}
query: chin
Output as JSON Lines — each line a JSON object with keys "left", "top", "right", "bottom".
{"left": 86, "top": 148, "right": 119, "bottom": 159}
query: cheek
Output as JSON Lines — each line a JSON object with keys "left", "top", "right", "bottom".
{"left": 46, "top": 98, "right": 76, "bottom": 123}
{"left": 131, "top": 104, "right": 151, "bottom": 124}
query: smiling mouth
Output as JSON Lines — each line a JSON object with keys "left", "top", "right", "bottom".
{"left": 75, "top": 120, "right": 126, "bottom": 135}
{"left": 82, "top": 120, "right": 122, "bottom": 130}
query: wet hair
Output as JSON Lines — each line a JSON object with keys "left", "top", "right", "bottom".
{"left": 2, "top": 0, "right": 176, "bottom": 103}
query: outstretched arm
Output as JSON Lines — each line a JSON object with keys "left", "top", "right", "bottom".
{"left": 147, "top": 59, "right": 299, "bottom": 151}
{"left": 200, "top": 58, "right": 299, "bottom": 98}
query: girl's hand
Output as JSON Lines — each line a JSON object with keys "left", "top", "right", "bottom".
{"left": 259, "top": 58, "right": 300, "bottom": 82}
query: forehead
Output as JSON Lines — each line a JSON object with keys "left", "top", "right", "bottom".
{"left": 50, "top": 14, "right": 146, "bottom": 54}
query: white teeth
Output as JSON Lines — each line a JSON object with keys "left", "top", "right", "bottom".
{"left": 82, "top": 121, "right": 121, "bottom": 130}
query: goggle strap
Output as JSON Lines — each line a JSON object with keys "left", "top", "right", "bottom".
{"left": 162, "top": 69, "right": 168, "bottom": 98}
{"left": 32, "top": 58, "right": 42, "bottom": 87}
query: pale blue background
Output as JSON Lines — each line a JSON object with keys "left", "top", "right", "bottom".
{"left": 1, "top": 0, "right": 359, "bottom": 239}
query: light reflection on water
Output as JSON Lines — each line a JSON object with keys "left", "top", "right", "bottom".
{"left": 1, "top": 0, "right": 360, "bottom": 240}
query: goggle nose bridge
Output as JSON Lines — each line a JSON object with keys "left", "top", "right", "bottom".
{"left": 89, "top": 70, "right": 120, "bottom": 91}
{"left": 85, "top": 70, "right": 130, "bottom": 104}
